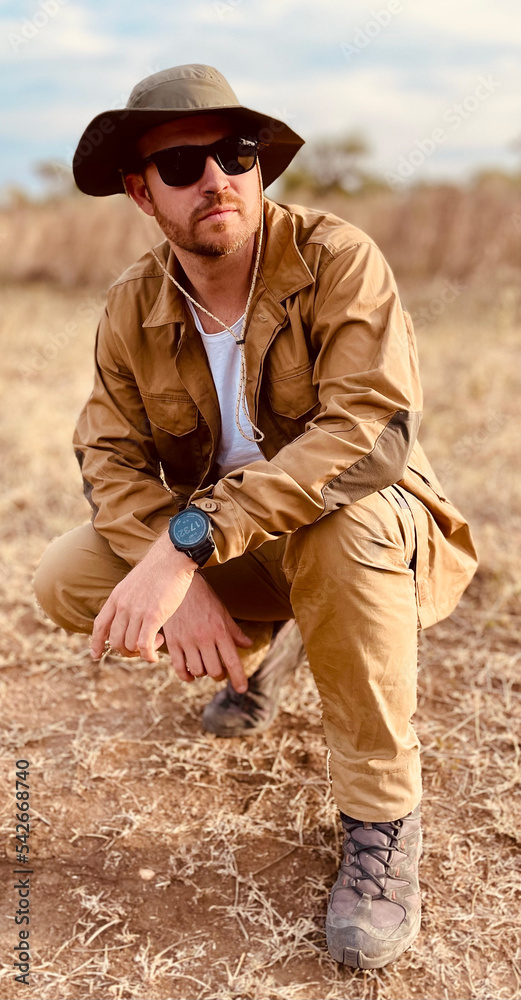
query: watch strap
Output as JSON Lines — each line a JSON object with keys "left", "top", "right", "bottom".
{"left": 185, "top": 535, "right": 215, "bottom": 567}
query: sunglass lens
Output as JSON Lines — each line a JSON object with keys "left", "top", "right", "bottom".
{"left": 217, "top": 138, "right": 258, "bottom": 175}
{"left": 153, "top": 147, "right": 206, "bottom": 186}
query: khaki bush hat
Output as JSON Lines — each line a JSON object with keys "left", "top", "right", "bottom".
{"left": 73, "top": 63, "right": 305, "bottom": 197}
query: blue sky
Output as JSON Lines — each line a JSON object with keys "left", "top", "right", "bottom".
{"left": 1, "top": 0, "right": 520, "bottom": 197}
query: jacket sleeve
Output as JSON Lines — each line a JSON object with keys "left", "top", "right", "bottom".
{"left": 192, "top": 240, "right": 423, "bottom": 566}
{"left": 73, "top": 307, "right": 179, "bottom": 566}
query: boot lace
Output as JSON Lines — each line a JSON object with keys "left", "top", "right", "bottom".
{"left": 340, "top": 817, "right": 404, "bottom": 896}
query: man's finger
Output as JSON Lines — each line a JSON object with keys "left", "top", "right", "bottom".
{"left": 199, "top": 645, "right": 226, "bottom": 681}
{"left": 109, "top": 614, "right": 131, "bottom": 655}
{"left": 91, "top": 601, "right": 116, "bottom": 658}
{"left": 217, "top": 636, "right": 248, "bottom": 693}
{"left": 184, "top": 647, "right": 205, "bottom": 678}
{"left": 137, "top": 618, "right": 162, "bottom": 662}
{"left": 123, "top": 619, "right": 141, "bottom": 655}
{"left": 168, "top": 643, "right": 195, "bottom": 683}
{"left": 230, "top": 620, "right": 254, "bottom": 648}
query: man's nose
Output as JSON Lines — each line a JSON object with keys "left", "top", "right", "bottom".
{"left": 198, "top": 154, "right": 230, "bottom": 194}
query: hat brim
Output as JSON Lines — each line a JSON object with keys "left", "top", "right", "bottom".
{"left": 73, "top": 105, "right": 305, "bottom": 196}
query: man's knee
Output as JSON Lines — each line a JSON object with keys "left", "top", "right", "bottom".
{"left": 33, "top": 523, "right": 129, "bottom": 634}
{"left": 34, "top": 531, "right": 76, "bottom": 630}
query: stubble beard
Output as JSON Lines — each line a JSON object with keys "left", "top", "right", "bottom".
{"left": 149, "top": 189, "right": 260, "bottom": 258}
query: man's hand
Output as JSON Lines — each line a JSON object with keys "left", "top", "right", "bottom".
{"left": 163, "top": 572, "right": 252, "bottom": 692}
{"left": 91, "top": 532, "right": 198, "bottom": 662}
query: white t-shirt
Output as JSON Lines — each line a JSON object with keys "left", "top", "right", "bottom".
{"left": 186, "top": 300, "right": 264, "bottom": 477}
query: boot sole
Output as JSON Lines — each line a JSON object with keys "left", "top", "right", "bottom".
{"left": 326, "top": 909, "right": 421, "bottom": 969}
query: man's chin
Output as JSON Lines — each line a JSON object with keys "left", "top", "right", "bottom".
{"left": 189, "top": 231, "right": 254, "bottom": 258}
{"left": 196, "top": 243, "right": 245, "bottom": 258}
{"left": 154, "top": 209, "right": 257, "bottom": 259}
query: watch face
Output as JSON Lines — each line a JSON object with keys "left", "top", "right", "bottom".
{"left": 172, "top": 509, "right": 207, "bottom": 547}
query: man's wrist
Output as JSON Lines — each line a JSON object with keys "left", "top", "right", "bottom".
{"left": 157, "top": 531, "right": 198, "bottom": 573}
{"left": 175, "top": 549, "right": 199, "bottom": 572}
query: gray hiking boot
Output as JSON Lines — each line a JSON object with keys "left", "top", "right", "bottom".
{"left": 202, "top": 619, "right": 306, "bottom": 737}
{"left": 326, "top": 804, "right": 422, "bottom": 969}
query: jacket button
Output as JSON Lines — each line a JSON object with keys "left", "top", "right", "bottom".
{"left": 200, "top": 500, "right": 220, "bottom": 512}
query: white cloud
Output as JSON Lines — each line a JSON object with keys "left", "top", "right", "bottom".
{"left": 1, "top": 4, "right": 114, "bottom": 61}
{"left": 198, "top": 0, "right": 520, "bottom": 49}
{"left": 405, "top": 0, "right": 521, "bottom": 46}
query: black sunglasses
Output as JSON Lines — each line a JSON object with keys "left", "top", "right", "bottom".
{"left": 141, "top": 136, "right": 260, "bottom": 187}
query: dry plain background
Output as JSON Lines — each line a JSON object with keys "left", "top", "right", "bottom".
{"left": 0, "top": 180, "right": 520, "bottom": 1000}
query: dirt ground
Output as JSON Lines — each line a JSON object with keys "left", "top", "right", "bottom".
{"left": 0, "top": 279, "right": 520, "bottom": 1000}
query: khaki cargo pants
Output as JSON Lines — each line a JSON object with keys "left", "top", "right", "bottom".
{"left": 34, "top": 484, "right": 420, "bottom": 822}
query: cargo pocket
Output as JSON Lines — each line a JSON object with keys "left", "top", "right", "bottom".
{"left": 407, "top": 463, "right": 450, "bottom": 504}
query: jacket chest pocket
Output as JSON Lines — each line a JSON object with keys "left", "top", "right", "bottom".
{"left": 141, "top": 391, "right": 204, "bottom": 485}
{"left": 266, "top": 365, "right": 320, "bottom": 420}
{"left": 141, "top": 392, "right": 199, "bottom": 436}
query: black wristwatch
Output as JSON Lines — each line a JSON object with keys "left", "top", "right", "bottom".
{"left": 168, "top": 506, "right": 215, "bottom": 567}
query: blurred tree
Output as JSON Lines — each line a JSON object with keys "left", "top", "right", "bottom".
{"left": 472, "top": 168, "right": 521, "bottom": 188}
{"left": 33, "top": 160, "right": 80, "bottom": 200}
{"left": 281, "top": 131, "right": 385, "bottom": 196}
{"left": 472, "top": 135, "right": 521, "bottom": 188}
{"left": 0, "top": 185, "right": 33, "bottom": 208}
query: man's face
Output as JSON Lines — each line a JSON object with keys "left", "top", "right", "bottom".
{"left": 129, "top": 114, "right": 261, "bottom": 258}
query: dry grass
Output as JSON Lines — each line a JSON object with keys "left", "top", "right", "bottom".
{"left": 0, "top": 261, "right": 520, "bottom": 1000}
{"left": 0, "top": 194, "right": 162, "bottom": 287}
{"left": 1, "top": 176, "right": 520, "bottom": 289}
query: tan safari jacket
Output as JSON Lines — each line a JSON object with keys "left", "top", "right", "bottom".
{"left": 73, "top": 198, "right": 478, "bottom": 629}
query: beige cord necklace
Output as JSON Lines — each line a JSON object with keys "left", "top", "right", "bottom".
{"left": 150, "top": 163, "right": 265, "bottom": 444}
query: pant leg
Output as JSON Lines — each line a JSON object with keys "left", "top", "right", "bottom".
{"left": 33, "top": 522, "right": 293, "bottom": 676}
{"left": 282, "top": 486, "right": 420, "bottom": 823}
{"left": 33, "top": 522, "right": 130, "bottom": 633}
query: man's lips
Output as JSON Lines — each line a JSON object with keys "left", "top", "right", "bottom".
{"left": 199, "top": 206, "right": 238, "bottom": 222}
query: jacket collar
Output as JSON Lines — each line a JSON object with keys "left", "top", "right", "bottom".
{"left": 142, "top": 198, "right": 314, "bottom": 329}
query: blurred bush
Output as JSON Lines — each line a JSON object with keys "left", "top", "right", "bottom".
{"left": 0, "top": 150, "right": 519, "bottom": 289}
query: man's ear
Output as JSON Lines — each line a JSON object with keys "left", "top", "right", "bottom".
{"left": 121, "top": 170, "right": 155, "bottom": 218}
